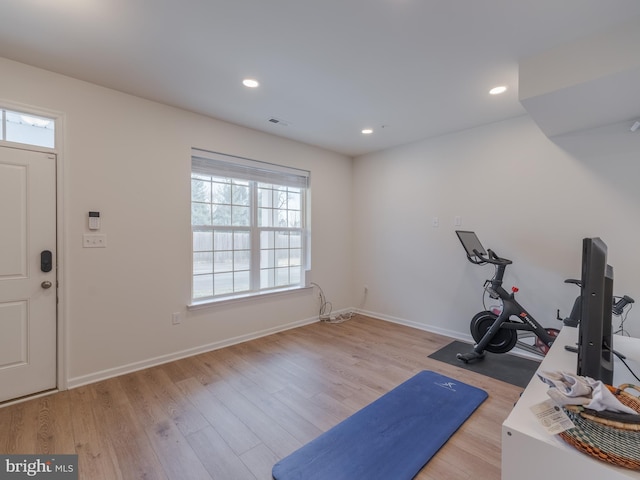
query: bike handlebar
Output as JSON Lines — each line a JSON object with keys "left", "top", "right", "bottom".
{"left": 562, "top": 279, "right": 634, "bottom": 317}
{"left": 613, "top": 295, "right": 635, "bottom": 316}
{"left": 472, "top": 248, "right": 513, "bottom": 266}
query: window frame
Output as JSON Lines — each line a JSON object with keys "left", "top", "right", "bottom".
{"left": 189, "top": 149, "right": 310, "bottom": 306}
{"left": 0, "top": 107, "right": 56, "bottom": 149}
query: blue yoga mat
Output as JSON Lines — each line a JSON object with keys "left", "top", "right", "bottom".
{"left": 272, "top": 370, "right": 488, "bottom": 480}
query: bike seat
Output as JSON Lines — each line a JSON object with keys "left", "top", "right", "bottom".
{"left": 564, "top": 278, "right": 582, "bottom": 287}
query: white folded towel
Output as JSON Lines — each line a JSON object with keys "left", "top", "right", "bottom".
{"left": 537, "top": 371, "right": 637, "bottom": 415}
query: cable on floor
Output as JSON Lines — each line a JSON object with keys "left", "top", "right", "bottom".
{"left": 310, "top": 282, "right": 355, "bottom": 323}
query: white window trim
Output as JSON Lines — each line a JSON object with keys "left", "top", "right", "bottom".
{"left": 187, "top": 284, "right": 313, "bottom": 310}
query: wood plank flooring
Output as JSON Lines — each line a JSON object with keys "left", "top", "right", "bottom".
{"left": 0, "top": 315, "right": 524, "bottom": 479}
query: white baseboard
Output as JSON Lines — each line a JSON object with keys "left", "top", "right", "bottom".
{"left": 355, "top": 308, "right": 543, "bottom": 361}
{"left": 354, "top": 308, "right": 473, "bottom": 343}
{"left": 67, "top": 308, "right": 484, "bottom": 390}
{"left": 67, "top": 315, "right": 319, "bottom": 389}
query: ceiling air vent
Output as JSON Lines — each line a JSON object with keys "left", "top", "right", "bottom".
{"left": 268, "top": 117, "right": 290, "bottom": 127}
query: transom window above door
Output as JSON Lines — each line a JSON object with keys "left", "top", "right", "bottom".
{"left": 1, "top": 108, "right": 55, "bottom": 149}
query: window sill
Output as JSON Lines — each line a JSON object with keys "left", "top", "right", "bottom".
{"left": 187, "top": 285, "right": 313, "bottom": 310}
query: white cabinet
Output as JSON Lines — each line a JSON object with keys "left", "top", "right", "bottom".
{"left": 502, "top": 327, "right": 640, "bottom": 480}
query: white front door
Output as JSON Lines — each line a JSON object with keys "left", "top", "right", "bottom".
{"left": 0, "top": 146, "right": 57, "bottom": 403}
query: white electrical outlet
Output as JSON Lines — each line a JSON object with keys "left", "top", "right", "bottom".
{"left": 172, "top": 312, "right": 182, "bottom": 325}
{"left": 432, "top": 217, "right": 439, "bottom": 228}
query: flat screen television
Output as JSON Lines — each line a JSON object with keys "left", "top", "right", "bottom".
{"left": 577, "top": 237, "right": 614, "bottom": 384}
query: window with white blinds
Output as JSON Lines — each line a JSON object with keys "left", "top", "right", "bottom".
{"left": 191, "top": 149, "right": 310, "bottom": 303}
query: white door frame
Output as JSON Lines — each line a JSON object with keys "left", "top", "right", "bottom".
{"left": 0, "top": 100, "right": 67, "bottom": 402}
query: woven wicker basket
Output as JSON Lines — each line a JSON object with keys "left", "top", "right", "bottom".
{"left": 559, "top": 384, "right": 640, "bottom": 470}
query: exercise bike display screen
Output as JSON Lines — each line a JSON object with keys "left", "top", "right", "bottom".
{"left": 456, "top": 231, "right": 487, "bottom": 260}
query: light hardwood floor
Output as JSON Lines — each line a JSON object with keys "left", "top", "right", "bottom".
{"left": 0, "top": 315, "right": 525, "bottom": 479}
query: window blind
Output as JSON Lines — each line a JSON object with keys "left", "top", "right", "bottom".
{"left": 192, "top": 148, "right": 309, "bottom": 189}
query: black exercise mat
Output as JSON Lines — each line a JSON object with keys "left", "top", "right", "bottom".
{"left": 428, "top": 341, "right": 541, "bottom": 388}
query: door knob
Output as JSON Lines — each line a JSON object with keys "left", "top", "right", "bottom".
{"left": 41, "top": 281, "right": 52, "bottom": 289}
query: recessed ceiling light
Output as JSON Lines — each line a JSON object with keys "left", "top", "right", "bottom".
{"left": 242, "top": 78, "right": 260, "bottom": 88}
{"left": 489, "top": 86, "right": 507, "bottom": 95}
{"left": 361, "top": 128, "right": 373, "bottom": 135}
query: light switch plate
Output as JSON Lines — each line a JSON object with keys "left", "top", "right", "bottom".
{"left": 83, "top": 234, "right": 107, "bottom": 248}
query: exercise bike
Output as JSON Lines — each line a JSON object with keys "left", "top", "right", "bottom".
{"left": 455, "top": 231, "right": 560, "bottom": 363}
{"left": 557, "top": 278, "right": 634, "bottom": 332}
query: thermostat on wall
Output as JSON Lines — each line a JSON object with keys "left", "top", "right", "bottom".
{"left": 89, "top": 211, "right": 100, "bottom": 230}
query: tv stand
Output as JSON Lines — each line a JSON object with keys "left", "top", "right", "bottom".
{"left": 502, "top": 327, "right": 640, "bottom": 480}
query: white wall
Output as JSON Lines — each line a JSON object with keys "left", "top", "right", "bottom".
{"left": 0, "top": 57, "right": 354, "bottom": 386}
{"left": 353, "top": 115, "right": 640, "bottom": 340}
{"left": 3, "top": 55, "right": 638, "bottom": 389}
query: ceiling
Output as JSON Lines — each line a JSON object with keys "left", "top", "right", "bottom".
{"left": 2, "top": 1, "right": 640, "bottom": 157}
